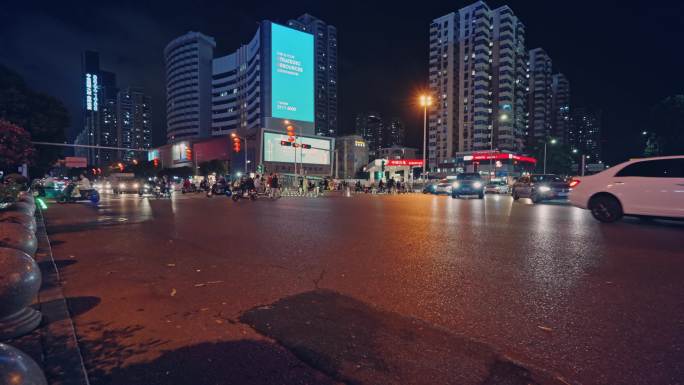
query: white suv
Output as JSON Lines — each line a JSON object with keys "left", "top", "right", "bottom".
{"left": 569, "top": 156, "right": 684, "bottom": 222}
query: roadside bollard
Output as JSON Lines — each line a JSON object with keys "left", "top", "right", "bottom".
{"left": 8, "top": 202, "right": 35, "bottom": 217}
{"left": 345, "top": 186, "right": 351, "bottom": 197}
{"left": 0, "top": 248, "right": 42, "bottom": 340}
{"left": 0, "top": 343, "right": 48, "bottom": 385}
{"left": 0, "top": 212, "right": 37, "bottom": 233}
{"left": 0, "top": 223, "right": 37, "bottom": 257}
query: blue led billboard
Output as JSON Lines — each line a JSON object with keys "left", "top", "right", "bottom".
{"left": 271, "top": 23, "right": 314, "bottom": 123}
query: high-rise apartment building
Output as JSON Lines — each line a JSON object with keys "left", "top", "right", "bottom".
{"left": 117, "top": 88, "right": 152, "bottom": 161}
{"left": 551, "top": 73, "right": 571, "bottom": 143}
{"left": 527, "top": 48, "right": 553, "bottom": 147}
{"left": 211, "top": 30, "right": 261, "bottom": 136}
{"left": 385, "top": 119, "right": 405, "bottom": 147}
{"left": 570, "top": 107, "right": 602, "bottom": 163}
{"left": 354, "top": 112, "right": 384, "bottom": 158}
{"left": 164, "top": 22, "right": 330, "bottom": 174}
{"left": 165, "top": 32, "right": 216, "bottom": 142}
{"left": 288, "top": 14, "right": 338, "bottom": 136}
{"left": 81, "top": 51, "right": 119, "bottom": 165}
{"left": 490, "top": 6, "right": 527, "bottom": 154}
{"left": 428, "top": 1, "right": 527, "bottom": 170}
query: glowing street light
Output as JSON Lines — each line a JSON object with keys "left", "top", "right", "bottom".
{"left": 419, "top": 94, "right": 433, "bottom": 180}
{"left": 543, "top": 138, "right": 557, "bottom": 174}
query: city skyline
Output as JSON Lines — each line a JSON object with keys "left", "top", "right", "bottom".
{"left": 2, "top": 1, "right": 683, "bottom": 165}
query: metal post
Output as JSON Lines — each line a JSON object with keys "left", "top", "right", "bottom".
{"left": 334, "top": 149, "right": 338, "bottom": 179}
{"left": 581, "top": 154, "right": 586, "bottom": 176}
{"left": 422, "top": 105, "right": 427, "bottom": 180}
{"left": 244, "top": 136, "right": 248, "bottom": 174}
{"left": 543, "top": 142, "right": 547, "bottom": 174}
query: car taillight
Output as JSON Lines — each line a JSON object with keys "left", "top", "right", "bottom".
{"left": 569, "top": 179, "right": 581, "bottom": 188}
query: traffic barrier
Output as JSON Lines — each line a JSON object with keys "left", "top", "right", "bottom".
{"left": 0, "top": 212, "right": 37, "bottom": 233}
{"left": 0, "top": 223, "right": 37, "bottom": 257}
{"left": 0, "top": 248, "right": 42, "bottom": 340}
{"left": 7, "top": 201, "right": 35, "bottom": 216}
{"left": 0, "top": 343, "right": 47, "bottom": 385}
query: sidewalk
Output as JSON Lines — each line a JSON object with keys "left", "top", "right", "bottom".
{"left": 3, "top": 207, "right": 90, "bottom": 385}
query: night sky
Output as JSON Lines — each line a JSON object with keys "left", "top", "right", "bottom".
{"left": 2, "top": 0, "right": 683, "bottom": 164}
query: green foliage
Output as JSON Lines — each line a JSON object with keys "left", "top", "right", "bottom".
{"left": 646, "top": 95, "right": 684, "bottom": 156}
{"left": 0, "top": 174, "right": 27, "bottom": 203}
{"left": 0, "top": 65, "right": 69, "bottom": 176}
{"left": 0, "top": 120, "right": 35, "bottom": 172}
{"left": 529, "top": 141, "right": 575, "bottom": 175}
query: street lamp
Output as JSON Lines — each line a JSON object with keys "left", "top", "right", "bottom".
{"left": 543, "top": 138, "right": 557, "bottom": 174}
{"left": 419, "top": 94, "right": 432, "bottom": 180}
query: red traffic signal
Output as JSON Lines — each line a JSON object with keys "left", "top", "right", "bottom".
{"left": 280, "top": 140, "right": 292, "bottom": 147}
{"left": 153, "top": 158, "right": 159, "bottom": 167}
{"left": 185, "top": 147, "right": 192, "bottom": 160}
{"left": 300, "top": 144, "right": 311, "bottom": 149}
{"left": 232, "top": 136, "right": 241, "bottom": 152}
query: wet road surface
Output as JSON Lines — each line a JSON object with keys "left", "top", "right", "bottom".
{"left": 42, "top": 193, "right": 684, "bottom": 384}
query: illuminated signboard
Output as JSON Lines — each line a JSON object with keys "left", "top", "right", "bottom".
{"left": 172, "top": 142, "right": 190, "bottom": 162}
{"left": 147, "top": 150, "right": 160, "bottom": 162}
{"left": 271, "top": 23, "right": 314, "bottom": 122}
{"left": 385, "top": 159, "right": 424, "bottom": 167}
{"left": 354, "top": 140, "right": 366, "bottom": 147}
{"left": 263, "top": 132, "right": 330, "bottom": 165}
{"left": 85, "top": 73, "right": 98, "bottom": 111}
{"left": 464, "top": 152, "right": 536, "bottom": 164}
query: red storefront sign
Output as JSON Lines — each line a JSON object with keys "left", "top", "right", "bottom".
{"left": 465, "top": 152, "right": 537, "bottom": 164}
{"left": 385, "top": 159, "right": 424, "bottom": 167}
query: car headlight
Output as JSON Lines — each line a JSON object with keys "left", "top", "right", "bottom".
{"left": 144, "top": 184, "right": 150, "bottom": 189}
{"left": 473, "top": 181, "right": 482, "bottom": 189}
{"left": 538, "top": 186, "right": 551, "bottom": 192}
{"left": 119, "top": 183, "right": 126, "bottom": 189}
{"left": 133, "top": 183, "right": 140, "bottom": 189}
{"left": 452, "top": 182, "right": 460, "bottom": 188}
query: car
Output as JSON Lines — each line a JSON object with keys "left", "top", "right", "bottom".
{"left": 422, "top": 182, "right": 437, "bottom": 194}
{"left": 485, "top": 180, "right": 510, "bottom": 194}
{"left": 512, "top": 174, "right": 570, "bottom": 203}
{"left": 451, "top": 173, "right": 485, "bottom": 199}
{"left": 434, "top": 179, "right": 453, "bottom": 195}
{"left": 569, "top": 155, "right": 684, "bottom": 223}
{"left": 111, "top": 177, "right": 151, "bottom": 195}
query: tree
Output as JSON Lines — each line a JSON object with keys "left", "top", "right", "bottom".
{"left": 0, "top": 65, "right": 69, "bottom": 176}
{"left": 647, "top": 95, "right": 684, "bottom": 156}
{"left": 528, "top": 141, "right": 574, "bottom": 175}
{"left": 0, "top": 120, "right": 35, "bottom": 173}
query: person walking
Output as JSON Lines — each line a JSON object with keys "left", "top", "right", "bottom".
{"left": 271, "top": 173, "right": 280, "bottom": 198}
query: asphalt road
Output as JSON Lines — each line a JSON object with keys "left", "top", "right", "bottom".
{"left": 42, "top": 192, "right": 684, "bottom": 385}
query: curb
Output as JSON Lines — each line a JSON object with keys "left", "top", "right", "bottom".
{"left": 34, "top": 207, "right": 91, "bottom": 385}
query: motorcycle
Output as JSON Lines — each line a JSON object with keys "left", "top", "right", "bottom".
{"left": 181, "top": 183, "right": 197, "bottom": 194}
{"left": 152, "top": 185, "right": 171, "bottom": 199}
{"left": 231, "top": 188, "right": 257, "bottom": 202}
{"left": 57, "top": 182, "right": 100, "bottom": 204}
{"left": 206, "top": 183, "right": 227, "bottom": 197}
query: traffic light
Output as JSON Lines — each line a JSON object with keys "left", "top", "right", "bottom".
{"left": 185, "top": 147, "right": 192, "bottom": 160}
{"left": 300, "top": 144, "right": 312, "bottom": 149}
{"left": 232, "top": 136, "right": 241, "bottom": 152}
{"left": 381, "top": 160, "right": 386, "bottom": 172}
{"left": 286, "top": 125, "right": 295, "bottom": 142}
{"left": 153, "top": 158, "right": 159, "bottom": 168}
{"left": 280, "top": 140, "right": 292, "bottom": 147}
